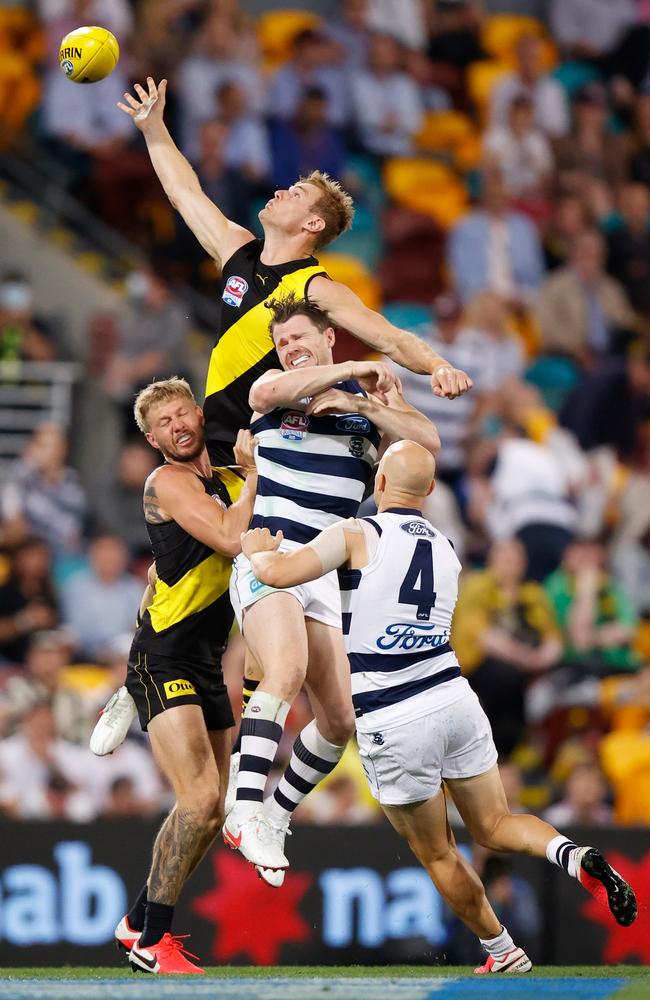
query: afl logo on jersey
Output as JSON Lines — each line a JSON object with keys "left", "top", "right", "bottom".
{"left": 222, "top": 275, "right": 248, "bottom": 307}
{"left": 281, "top": 411, "right": 309, "bottom": 441}
{"left": 400, "top": 520, "right": 435, "bottom": 538}
{"left": 336, "top": 414, "right": 370, "bottom": 434}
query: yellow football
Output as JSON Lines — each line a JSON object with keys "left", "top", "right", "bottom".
{"left": 59, "top": 25, "right": 119, "bottom": 84}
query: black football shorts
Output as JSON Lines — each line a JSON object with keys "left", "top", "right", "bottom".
{"left": 126, "top": 650, "right": 234, "bottom": 732}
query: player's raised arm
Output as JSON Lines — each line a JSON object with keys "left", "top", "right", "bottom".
{"left": 242, "top": 519, "right": 365, "bottom": 588}
{"left": 306, "top": 384, "right": 440, "bottom": 456}
{"left": 249, "top": 358, "right": 397, "bottom": 414}
{"left": 147, "top": 429, "right": 257, "bottom": 557}
{"left": 117, "top": 77, "right": 253, "bottom": 267}
{"left": 308, "top": 276, "right": 473, "bottom": 400}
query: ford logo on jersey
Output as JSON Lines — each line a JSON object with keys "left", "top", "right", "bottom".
{"left": 222, "top": 275, "right": 248, "bottom": 307}
{"left": 376, "top": 623, "right": 450, "bottom": 650}
{"left": 400, "top": 520, "right": 435, "bottom": 538}
{"left": 336, "top": 415, "right": 370, "bottom": 433}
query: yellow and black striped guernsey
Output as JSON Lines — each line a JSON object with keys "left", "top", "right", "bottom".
{"left": 204, "top": 237, "right": 327, "bottom": 475}
{"left": 132, "top": 473, "right": 234, "bottom": 665}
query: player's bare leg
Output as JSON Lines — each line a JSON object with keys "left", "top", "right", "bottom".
{"left": 127, "top": 705, "right": 228, "bottom": 973}
{"left": 223, "top": 592, "right": 308, "bottom": 869}
{"left": 382, "top": 788, "right": 531, "bottom": 973}
{"left": 447, "top": 765, "right": 637, "bottom": 927}
{"left": 259, "top": 620, "right": 356, "bottom": 886}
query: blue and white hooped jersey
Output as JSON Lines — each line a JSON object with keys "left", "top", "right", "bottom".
{"left": 340, "top": 508, "right": 465, "bottom": 733}
{"left": 249, "top": 380, "right": 380, "bottom": 546}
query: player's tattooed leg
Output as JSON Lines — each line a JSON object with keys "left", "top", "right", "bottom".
{"left": 147, "top": 806, "right": 211, "bottom": 905}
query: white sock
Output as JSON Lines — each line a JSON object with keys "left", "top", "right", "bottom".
{"left": 546, "top": 834, "right": 580, "bottom": 879}
{"left": 480, "top": 925, "right": 515, "bottom": 959}
{"left": 266, "top": 720, "right": 346, "bottom": 826}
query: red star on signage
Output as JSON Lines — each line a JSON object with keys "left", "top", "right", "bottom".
{"left": 581, "top": 850, "right": 650, "bottom": 963}
{"left": 191, "top": 849, "right": 313, "bottom": 964}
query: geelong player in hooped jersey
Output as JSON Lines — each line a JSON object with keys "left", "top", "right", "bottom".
{"left": 222, "top": 294, "right": 440, "bottom": 877}
{"left": 242, "top": 441, "right": 638, "bottom": 975}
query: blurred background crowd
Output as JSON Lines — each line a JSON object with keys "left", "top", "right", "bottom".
{"left": 0, "top": 0, "right": 650, "bottom": 868}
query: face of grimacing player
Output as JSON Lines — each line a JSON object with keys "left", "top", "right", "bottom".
{"left": 145, "top": 396, "right": 206, "bottom": 463}
{"left": 258, "top": 181, "right": 325, "bottom": 242}
{"left": 272, "top": 314, "right": 336, "bottom": 371}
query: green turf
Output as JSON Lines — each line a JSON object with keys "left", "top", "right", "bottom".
{"left": 1, "top": 965, "right": 648, "bottom": 979}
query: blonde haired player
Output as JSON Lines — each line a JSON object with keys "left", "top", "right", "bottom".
{"left": 241, "top": 441, "right": 637, "bottom": 974}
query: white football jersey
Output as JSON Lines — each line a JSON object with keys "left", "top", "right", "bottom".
{"left": 340, "top": 507, "right": 465, "bottom": 733}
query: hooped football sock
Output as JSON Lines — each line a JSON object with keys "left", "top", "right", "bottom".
{"left": 546, "top": 834, "right": 579, "bottom": 878}
{"left": 232, "top": 677, "right": 260, "bottom": 754}
{"left": 127, "top": 882, "right": 148, "bottom": 932}
{"left": 480, "top": 925, "right": 515, "bottom": 959}
{"left": 266, "top": 720, "right": 345, "bottom": 825}
{"left": 235, "top": 691, "right": 291, "bottom": 818}
{"left": 139, "top": 900, "right": 175, "bottom": 948}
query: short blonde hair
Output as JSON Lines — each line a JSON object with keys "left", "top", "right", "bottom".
{"left": 301, "top": 170, "right": 354, "bottom": 250}
{"left": 133, "top": 376, "right": 196, "bottom": 433}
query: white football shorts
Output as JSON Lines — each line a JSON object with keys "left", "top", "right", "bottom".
{"left": 356, "top": 680, "right": 498, "bottom": 806}
{"left": 230, "top": 551, "right": 342, "bottom": 632}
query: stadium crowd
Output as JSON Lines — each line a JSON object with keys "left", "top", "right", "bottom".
{"left": 0, "top": 0, "right": 650, "bottom": 841}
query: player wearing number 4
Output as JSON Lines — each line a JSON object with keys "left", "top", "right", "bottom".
{"left": 241, "top": 440, "right": 638, "bottom": 975}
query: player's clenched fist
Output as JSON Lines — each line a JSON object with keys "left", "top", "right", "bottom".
{"left": 431, "top": 364, "right": 473, "bottom": 399}
{"left": 117, "top": 76, "right": 167, "bottom": 132}
{"left": 233, "top": 429, "right": 257, "bottom": 475}
{"left": 241, "top": 527, "right": 284, "bottom": 559}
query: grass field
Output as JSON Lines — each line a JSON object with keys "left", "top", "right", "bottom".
{"left": 0, "top": 966, "right": 648, "bottom": 1000}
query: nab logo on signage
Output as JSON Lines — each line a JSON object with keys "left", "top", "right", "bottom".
{"left": 320, "top": 867, "right": 446, "bottom": 948}
{"left": 0, "top": 842, "right": 126, "bottom": 946}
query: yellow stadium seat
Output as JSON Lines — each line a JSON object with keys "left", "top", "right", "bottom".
{"left": 257, "top": 9, "right": 322, "bottom": 66}
{"left": 481, "top": 14, "right": 544, "bottom": 60}
{"left": 383, "top": 157, "right": 468, "bottom": 229}
{"left": 415, "top": 109, "right": 478, "bottom": 155}
{"left": 317, "top": 252, "right": 381, "bottom": 312}
{"left": 467, "top": 59, "right": 511, "bottom": 119}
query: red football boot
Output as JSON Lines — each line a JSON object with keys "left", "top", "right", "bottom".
{"left": 129, "top": 933, "right": 204, "bottom": 974}
{"left": 474, "top": 947, "right": 532, "bottom": 974}
{"left": 576, "top": 846, "right": 637, "bottom": 926}
{"left": 114, "top": 914, "right": 141, "bottom": 953}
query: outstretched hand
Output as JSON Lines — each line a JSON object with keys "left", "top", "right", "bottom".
{"left": 241, "top": 527, "right": 283, "bottom": 559}
{"left": 117, "top": 77, "right": 167, "bottom": 132}
{"left": 431, "top": 365, "right": 473, "bottom": 399}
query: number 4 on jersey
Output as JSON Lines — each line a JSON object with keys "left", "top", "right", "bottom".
{"left": 398, "top": 539, "right": 437, "bottom": 620}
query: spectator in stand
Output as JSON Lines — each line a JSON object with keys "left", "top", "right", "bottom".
{"left": 598, "top": 666, "right": 650, "bottom": 824}
{"left": 101, "top": 266, "right": 190, "bottom": 429}
{"left": 629, "top": 93, "right": 650, "bottom": 188}
{"left": 323, "top": 0, "right": 372, "bottom": 72}
{"left": 537, "top": 228, "right": 635, "bottom": 367}
{"left": 95, "top": 441, "right": 158, "bottom": 559}
{"left": 483, "top": 95, "right": 553, "bottom": 203}
{"left": 426, "top": 0, "right": 485, "bottom": 107}
{"left": 452, "top": 538, "right": 563, "bottom": 756}
{"left": 447, "top": 168, "right": 544, "bottom": 304}
{"left": 60, "top": 536, "right": 142, "bottom": 661}
{"left": 461, "top": 291, "right": 525, "bottom": 391}
{"left": 487, "top": 422, "right": 578, "bottom": 581}
{"left": 267, "top": 29, "right": 349, "bottom": 128}
{"left": 610, "top": 464, "right": 650, "bottom": 618}
{"left": 404, "top": 49, "right": 451, "bottom": 111}
{"left": 543, "top": 761, "right": 613, "bottom": 827}
{"left": 553, "top": 84, "right": 629, "bottom": 198}
{"left": 194, "top": 119, "right": 251, "bottom": 230}
{"left": 490, "top": 34, "right": 569, "bottom": 138}
{"left": 1, "top": 422, "right": 86, "bottom": 558}
{"left": 607, "top": 182, "right": 650, "bottom": 319}
{"left": 366, "top": 0, "right": 428, "bottom": 49}
{"left": 215, "top": 80, "right": 270, "bottom": 186}
{"left": 84, "top": 738, "right": 165, "bottom": 818}
{"left": 545, "top": 540, "right": 640, "bottom": 679}
{"left": 176, "top": 10, "right": 264, "bottom": 162}
{"left": 0, "top": 701, "right": 94, "bottom": 821}
{"left": 350, "top": 32, "right": 424, "bottom": 157}
{"left": 3, "top": 630, "right": 91, "bottom": 744}
{"left": 391, "top": 291, "right": 484, "bottom": 489}
{"left": 543, "top": 194, "right": 587, "bottom": 271}
{"left": 559, "top": 345, "right": 650, "bottom": 458}
{"left": 0, "top": 538, "right": 58, "bottom": 665}
{"left": 549, "top": 0, "right": 636, "bottom": 64}
{"left": 0, "top": 272, "right": 57, "bottom": 362}
{"left": 270, "top": 87, "right": 346, "bottom": 190}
